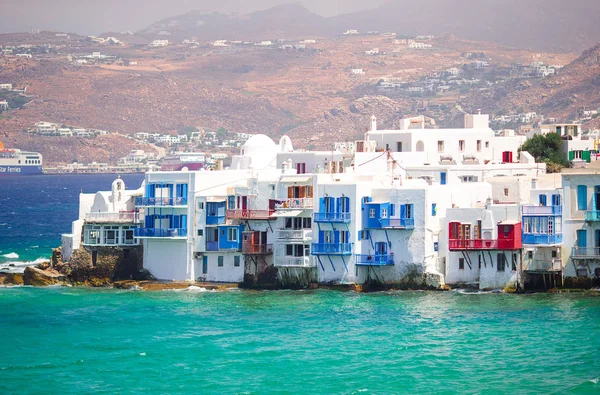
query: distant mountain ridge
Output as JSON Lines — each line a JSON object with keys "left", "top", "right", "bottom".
{"left": 136, "top": 1, "right": 599, "bottom": 52}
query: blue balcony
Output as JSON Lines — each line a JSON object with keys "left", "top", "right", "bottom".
{"left": 134, "top": 228, "right": 187, "bottom": 238}
{"left": 522, "top": 205, "right": 562, "bottom": 216}
{"left": 206, "top": 214, "right": 225, "bottom": 225}
{"left": 585, "top": 211, "right": 600, "bottom": 221}
{"left": 206, "top": 241, "right": 219, "bottom": 251}
{"left": 311, "top": 243, "right": 353, "bottom": 255}
{"left": 522, "top": 234, "right": 562, "bottom": 245}
{"left": 355, "top": 254, "right": 395, "bottom": 266}
{"left": 135, "top": 197, "right": 188, "bottom": 206}
{"left": 313, "top": 212, "right": 352, "bottom": 223}
{"left": 369, "top": 218, "right": 415, "bottom": 229}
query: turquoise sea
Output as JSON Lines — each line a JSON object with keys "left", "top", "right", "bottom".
{"left": 2, "top": 174, "right": 600, "bottom": 393}
{"left": 1, "top": 288, "right": 600, "bottom": 394}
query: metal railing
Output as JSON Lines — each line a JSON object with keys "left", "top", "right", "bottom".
{"left": 274, "top": 256, "right": 314, "bottom": 267}
{"left": 378, "top": 218, "right": 415, "bottom": 229}
{"left": 449, "top": 239, "right": 499, "bottom": 250}
{"left": 584, "top": 211, "right": 600, "bottom": 221}
{"left": 522, "top": 234, "right": 562, "bottom": 245}
{"left": 276, "top": 229, "right": 313, "bottom": 240}
{"left": 522, "top": 205, "right": 562, "bottom": 216}
{"left": 355, "top": 254, "right": 395, "bottom": 266}
{"left": 85, "top": 212, "right": 135, "bottom": 222}
{"left": 226, "top": 209, "right": 274, "bottom": 220}
{"left": 135, "top": 197, "right": 188, "bottom": 206}
{"left": 273, "top": 198, "right": 314, "bottom": 209}
{"left": 311, "top": 243, "right": 353, "bottom": 255}
{"left": 134, "top": 228, "right": 187, "bottom": 238}
{"left": 525, "top": 258, "right": 562, "bottom": 271}
{"left": 242, "top": 243, "right": 273, "bottom": 254}
{"left": 571, "top": 247, "right": 600, "bottom": 258}
{"left": 313, "top": 212, "right": 352, "bottom": 223}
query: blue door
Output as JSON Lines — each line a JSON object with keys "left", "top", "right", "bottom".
{"left": 202, "top": 256, "right": 208, "bottom": 274}
{"left": 577, "top": 229, "right": 587, "bottom": 247}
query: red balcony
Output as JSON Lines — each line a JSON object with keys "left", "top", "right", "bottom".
{"left": 449, "top": 238, "right": 521, "bottom": 251}
{"left": 226, "top": 209, "right": 274, "bottom": 220}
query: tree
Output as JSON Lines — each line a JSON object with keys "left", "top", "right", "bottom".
{"left": 519, "top": 133, "right": 568, "bottom": 173}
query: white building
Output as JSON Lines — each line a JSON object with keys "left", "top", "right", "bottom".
{"left": 0, "top": 83, "right": 13, "bottom": 90}
{"left": 149, "top": 40, "right": 169, "bottom": 47}
{"left": 67, "top": 112, "right": 597, "bottom": 290}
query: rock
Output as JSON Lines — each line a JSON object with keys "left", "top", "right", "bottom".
{"left": 37, "top": 260, "right": 51, "bottom": 270}
{"left": 23, "top": 267, "right": 66, "bottom": 286}
{"left": 0, "top": 273, "right": 24, "bottom": 285}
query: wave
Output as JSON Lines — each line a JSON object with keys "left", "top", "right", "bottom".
{"left": 2, "top": 252, "right": 19, "bottom": 259}
{"left": 0, "top": 257, "right": 49, "bottom": 273}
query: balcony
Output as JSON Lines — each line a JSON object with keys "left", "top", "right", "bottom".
{"left": 134, "top": 228, "right": 187, "bottom": 238}
{"left": 84, "top": 212, "right": 135, "bottom": 223}
{"left": 273, "top": 198, "right": 314, "bottom": 210}
{"left": 311, "top": 243, "right": 353, "bottom": 255}
{"left": 522, "top": 205, "right": 562, "bottom": 216}
{"left": 571, "top": 247, "right": 600, "bottom": 259}
{"left": 375, "top": 218, "right": 414, "bottom": 229}
{"left": 274, "top": 256, "right": 314, "bottom": 268}
{"left": 449, "top": 239, "right": 519, "bottom": 251}
{"left": 522, "top": 234, "right": 562, "bottom": 245}
{"left": 313, "top": 212, "right": 352, "bottom": 223}
{"left": 355, "top": 254, "right": 395, "bottom": 266}
{"left": 206, "top": 241, "right": 219, "bottom": 251}
{"left": 242, "top": 243, "right": 273, "bottom": 255}
{"left": 226, "top": 209, "right": 274, "bottom": 220}
{"left": 525, "top": 258, "right": 562, "bottom": 272}
{"left": 276, "top": 229, "right": 313, "bottom": 241}
{"left": 585, "top": 211, "right": 600, "bottom": 221}
{"left": 135, "top": 197, "right": 188, "bottom": 207}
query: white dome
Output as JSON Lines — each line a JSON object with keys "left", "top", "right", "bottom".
{"left": 239, "top": 134, "right": 278, "bottom": 169}
{"left": 242, "top": 134, "right": 276, "bottom": 149}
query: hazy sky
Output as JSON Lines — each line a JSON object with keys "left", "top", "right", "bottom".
{"left": 1, "top": 0, "right": 387, "bottom": 35}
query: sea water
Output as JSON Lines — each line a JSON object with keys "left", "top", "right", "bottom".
{"left": 2, "top": 175, "right": 600, "bottom": 393}
{"left": 1, "top": 288, "right": 600, "bottom": 393}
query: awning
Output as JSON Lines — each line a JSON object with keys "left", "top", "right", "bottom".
{"left": 206, "top": 197, "right": 227, "bottom": 202}
{"left": 270, "top": 210, "right": 304, "bottom": 217}
{"left": 279, "top": 176, "right": 312, "bottom": 183}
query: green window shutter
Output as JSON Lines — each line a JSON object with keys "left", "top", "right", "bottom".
{"left": 568, "top": 151, "right": 574, "bottom": 161}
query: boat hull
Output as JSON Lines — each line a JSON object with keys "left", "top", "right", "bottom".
{"left": 0, "top": 165, "right": 43, "bottom": 175}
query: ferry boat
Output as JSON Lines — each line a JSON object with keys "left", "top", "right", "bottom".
{"left": 160, "top": 152, "right": 206, "bottom": 171}
{"left": 0, "top": 141, "right": 43, "bottom": 175}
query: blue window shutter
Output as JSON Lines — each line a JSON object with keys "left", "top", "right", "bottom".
{"left": 344, "top": 197, "right": 350, "bottom": 212}
{"left": 539, "top": 194, "right": 547, "bottom": 206}
{"left": 390, "top": 204, "right": 395, "bottom": 216}
{"left": 432, "top": 203, "right": 437, "bottom": 216}
{"left": 335, "top": 198, "right": 341, "bottom": 213}
{"left": 400, "top": 204, "right": 406, "bottom": 219}
{"left": 577, "top": 229, "right": 587, "bottom": 247}
{"left": 319, "top": 198, "right": 326, "bottom": 212}
{"left": 334, "top": 231, "right": 340, "bottom": 244}
{"left": 318, "top": 230, "right": 324, "bottom": 243}
{"left": 552, "top": 194, "right": 561, "bottom": 206}
{"left": 181, "top": 215, "right": 187, "bottom": 229}
{"left": 440, "top": 172, "right": 447, "bottom": 185}
{"left": 577, "top": 185, "right": 587, "bottom": 210}
{"left": 183, "top": 184, "right": 188, "bottom": 197}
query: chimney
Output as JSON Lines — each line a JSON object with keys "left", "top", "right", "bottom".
{"left": 370, "top": 115, "right": 377, "bottom": 132}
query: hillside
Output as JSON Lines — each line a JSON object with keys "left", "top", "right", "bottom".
{"left": 460, "top": 43, "right": 600, "bottom": 120}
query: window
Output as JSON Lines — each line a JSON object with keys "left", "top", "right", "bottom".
{"left": 504, "top": 188, "right": 509, "bottom": 197}
{"left": 527, "top": 250, "right": 533, "bottom": 259}
{"left": 485, "top": 141, "right": 489, "bottom": 148}
{"left": 577, "top": 185, "right": 587, "bottom": 211}
{"left": 198, "top": 202, "right": 204, "bottom": 210}
{"left": 397, "top": 142, "right": 402, "bottom": 152}
{"left": 296, "top": 163, "right": 306, "bottom": 174}
{"left": 512, "top": 254, "right": 517, "bottom": 271}
{"left": 358, "top": 230, "right": 370, "bottom": 240}
{"left": 459, "top": 258, "right": 464, "bottom": 270}
{"left": 524, "top": 218, "right": 531, "bottom": 233}
{"left": 197, "top": 229, "right": 204, "bottom": 237}
{"left": 234, "top": 256, "right": 240, "bottom": 267}
{"left": 369, "top": 208, "right": 376, "bottom": 218}
{"left": 539, "top": 194, "right": 547, "bottom": 206}
{"left": 228, "top": 228, "right": 238, "bottom": 242}
{"left": 202, "top": 256, "right": 208, "bottom": 274}
{"left": 437, "top": 140, "right": 444, "bottom": 152}
{"left": 458, "top": 140, "right": 465, "bottom": 152}
{"left": 218, "top": 256, "right": 224, "bottom": 267}
{"left": 339, "top": 197, "right": 350, "bottom": 213}
{"left": 440, "top": 172, "right": 447, "bottom": 185}
{"left": 339, "top": 231, "right": 349, "bottom": 243}
{"left": 497, "top": 253, "right": 506, "bottom": 272}
{"left": 431, "top": 203, "right": 437, "bottom": 216}
{"left": 551, "top": 250, "right": 557, "bottom": 258}
{"left": 477, "top": 140, "right": 482, "bottom": 152}
{"left": 381, "top": 208, "right": 388, "bottom": 218}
